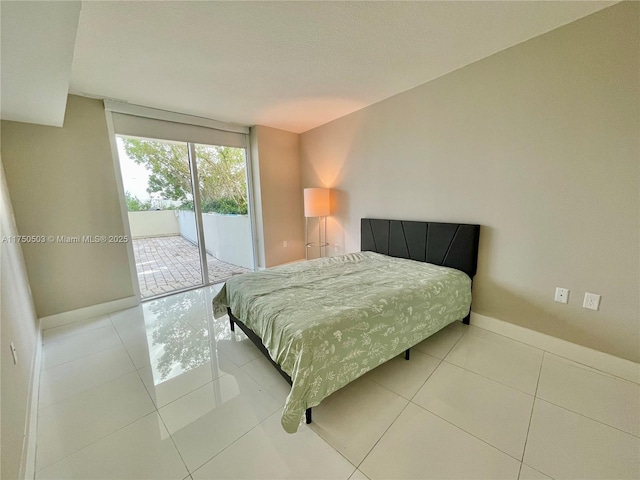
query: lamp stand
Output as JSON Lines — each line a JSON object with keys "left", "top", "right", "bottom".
{"left": 305, "top": 216, "right": 328, "bottom": 260}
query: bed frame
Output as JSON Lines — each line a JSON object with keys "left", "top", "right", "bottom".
{"left": 228, "top": 218, "right": 480, "bottom": 425}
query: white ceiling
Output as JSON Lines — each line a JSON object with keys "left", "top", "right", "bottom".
{"left": 2, "top": 1, "right": 616, "bottom": 132}
{"left": 1, "top": 1, "right": 81, "bottom": 126}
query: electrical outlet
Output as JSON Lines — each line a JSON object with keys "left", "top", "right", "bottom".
{"left": 583, "top": 292, "right": 601, "bottom": 311}
{"left": 10, "top": 342, "right": 17, "bottom": 365}
{"left": 333, "top": 244, "right": 339, "bottom": 252}
{"left": 282, "top": 241, "right": 288, "bottom": 248}
{"left": 554, "top": 287, "right": 569, "bottom": 304}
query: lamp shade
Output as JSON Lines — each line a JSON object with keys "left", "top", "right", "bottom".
{"left": 304, "top": 188, "right": 330, "bottom": 217}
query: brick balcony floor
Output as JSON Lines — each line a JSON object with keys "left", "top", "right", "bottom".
{"left": 133, "top": 235, "right": 251, "bottom": 299}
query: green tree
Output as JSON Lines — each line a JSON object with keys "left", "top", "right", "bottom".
{"left": 121, "top": 138, "right": 248, "bottom": 214}
{"left": 125, "top": 191, "right": 152, "bottom": 211}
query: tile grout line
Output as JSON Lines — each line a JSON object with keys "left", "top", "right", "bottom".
{"left": 354, "top": 395, "right": 413, "bottom": 473}
{"left": 542, "top": 351, "right": 640, "bottom": 386}
{"left": 362, "top": 351, "right": 440, "bottom": 401}
{"left": 34, "top": 410, "right": 160, "bottom": 476}
{"left": 38, "top": 316, "right": 161, "bottom": 472}
{"left": 38, "top": 365, "right": 138, "bottom": 411}
{"left": 35, "top": 316, "right": 128, "bottom": 476}
{"left": 534, "top": 397, "right": 640, "bottom": 440}
{"left": 236, "top": 359, "right": 360, "bottom": 472}
{"left": 352, "top": 324, "right": 470, "bottom": 470}
{"left": 41, "top": 315, "right": 112, "bottom": 339}
{"left": 518, "top": 350, "right": 546, "bottom": 479}
{"left": 530, "top": 355, "right": 639, "bottom": 439}
{"left": 411, "top": 400, "right": 526, "bottom": 464}
{"left": 155, "top": 404, "right": 191, "bottom": 477}
{"left": 41, "top": 342, "right": 126, "bottom": 373}
{"left": 470, "top": 324, "right": 546, "bottom": 354}
{"left": 439, "top": 359, "right": 536, "bottom": 398}
{"left": 187, "top": 403, "right": 284, "bottom": 477}
{"left": 354, "top": 326, "right": 471, "bottom": 472}
{"left": 447, "top": 330, "right": 639, "bottom": 438}
{"left": 471, "top": 324, "right": 639, "bottom": 386}
{"left": 109, "top": 313, "right": 150, "bottom": 374}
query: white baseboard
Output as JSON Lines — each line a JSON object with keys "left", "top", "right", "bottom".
{"left": 39, "top": 295, "right": 139, "bottom": 331}
{"left": 470, "top": 312, "right": 640, "bottom": 385}
{"left": 21, "top": 321, "right": 42, "bottom": 480}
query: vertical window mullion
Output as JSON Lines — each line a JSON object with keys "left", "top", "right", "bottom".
{"left": 187, "top": 142, "right": 210, "bottom": 286}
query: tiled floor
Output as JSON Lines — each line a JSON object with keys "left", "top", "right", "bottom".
{"left": 133, "top": 236, "right": 250, "bottom": 298}
{"left": 35, "top": 286, "right": 640, "bottom": 479}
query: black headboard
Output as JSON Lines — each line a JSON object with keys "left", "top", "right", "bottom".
{"left": 361, "top": 218, "right": 480, "bottom": 278}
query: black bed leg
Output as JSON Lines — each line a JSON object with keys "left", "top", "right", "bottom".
{"left": 227, "top": 308, "right": 236, "bottom": 331}
{"left": 405, "top": 348, "right": 410, "bottom": 361}
{"left": 305, "top": 408, "right": 312, "bottom": 424}
{"left": 462, "top": 314, "right": 470, "bottom": 325}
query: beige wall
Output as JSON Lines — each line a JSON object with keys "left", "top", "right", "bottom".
{"left": 251, "top": 125, "right": 305, "bottom": 267}
{"left": 1, "top": 160, "right": 40, "bottom": 480}
{"left": 300, "top": 3, "right": 640, "bottom": 362}
{"left": 1, "top": 95, "right": 134, "bottom": 317}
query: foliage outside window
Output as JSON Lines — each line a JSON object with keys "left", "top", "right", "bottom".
{"left": 125, "top": 191, "right": 152, "bottom": 211}
{"left": 122, "top": 138, "right": 248, "bottom": 214}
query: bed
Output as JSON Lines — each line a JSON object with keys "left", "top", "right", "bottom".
{"left": 212, "top": 218, "right": 480, "bottom": 433}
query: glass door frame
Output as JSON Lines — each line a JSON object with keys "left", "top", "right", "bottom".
{"left": 188, "top": 142, "right": 258, "bottom": 289}
{"left": 105, "top": 107, "right": 257, "bottom": 302}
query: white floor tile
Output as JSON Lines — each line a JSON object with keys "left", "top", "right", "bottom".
{"left": 518, "top": 464, "right": 552, "bottom": 480}
{"left": 110, "top": 305, "right": 146, "bottom": 330}
{"left": 142, "top": 289, "right": 209, "bottom": 332}
{"left": 113, "top": 315, "right": 154, "bottom": 369}
{"left": 241, "top": 355, "right": 292, "bottom": 404}
{"left": 42, "top": 315, "right": 112, "bottom": 345}
{"left": 159, "top": 370, "right": 281, "bottom": 472}
{"left": 35, "top": 413, "right": 188, "bottom": 480}
{"left": 41, "top": 323, "right": 122, "bottom": 370}
{"left": 36, "top": 371, "right": 155, "bottom": 471}
{"left": 214, "top": 330, "right": 261, "bottom": 367}
{"left": 35, "top": 287, "right": 638, "bottom": 480}
{"left": 39, "top": 345, "right": 136, "bottom": 408}
{"left": 309, "top": 376, "right": 409, "bottom": 465}
{"left": 192, "top": 412, "right": 354, "bottom": 479}
{"left": 360, "top": 403, "right": 521, "bottom": 479}
{"left": 445, "top": 326, "right": 543, "bottom": 394}
{"left": 363, "top": 349, "right": 440, "bottom": 399}
{"left": 537, "top": 353, "right": 640, "bottom": 436}
{"left": 139, "top": 356, "right": 235, "bottom": 408}
{"left": 413, "top": 361, "right": 534, "bottom": 459}
{"left": 523, "top": 400, "right": 640, "bottom": 480}
{"left": 413, "top": 320, "right": 468, "bottom": 359}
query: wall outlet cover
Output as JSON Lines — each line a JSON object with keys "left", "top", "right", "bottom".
{"left": 583, "top": 292, "right": 601, "bottom": 311}
{"left": 554, "top": 287, "right": 569, "bottom": 304}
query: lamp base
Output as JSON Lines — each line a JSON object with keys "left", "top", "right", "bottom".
{"left": 305, "top": 216, "right": 328, "bottom": 260}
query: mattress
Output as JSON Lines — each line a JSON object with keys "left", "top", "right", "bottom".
{"left": 212, "top": 251, "right": 472, "bottom": 432}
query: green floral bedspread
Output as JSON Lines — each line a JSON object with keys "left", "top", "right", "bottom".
{"left": 212, "top": 251, "right": 471, "bottom": 433}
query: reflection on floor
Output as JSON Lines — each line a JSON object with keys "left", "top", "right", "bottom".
{"left": 133, "top": 236, "right": 250, "bottom": 298}
{"left": 36, "top": 286, "right": 640, "bottom": 479}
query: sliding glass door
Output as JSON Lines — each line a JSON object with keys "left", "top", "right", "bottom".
{"left": 115, "top": 135, "right": 254, "bottom": 300}
{"left": 192, "top": 143, "right": 252, "bottom": 284}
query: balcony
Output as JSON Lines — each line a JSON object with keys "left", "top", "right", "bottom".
{"left": 129, "top": 210, "right": 252, "bottom": 299}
